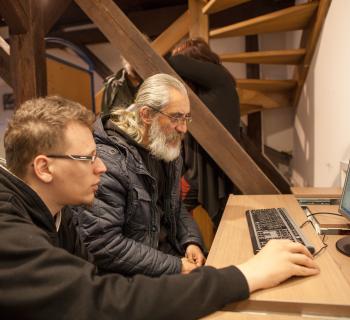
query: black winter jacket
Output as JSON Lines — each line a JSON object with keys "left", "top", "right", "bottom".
{"left": 75, "top": 118, "right": 204, "bottom": 276}
{"left": 0, "top": 165, "right": 250, "bottom": 319}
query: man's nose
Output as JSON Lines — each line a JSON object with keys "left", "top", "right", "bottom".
{"left": 94, "top": 157, "right": 107, "bottom": 174}
{"left": 175, "top": 121, "right": 187, "bottom": 133}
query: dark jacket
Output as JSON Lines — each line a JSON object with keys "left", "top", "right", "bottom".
{"left": 0, "top": 165, "right": 250, "bottom": 319}
{"left": 74, "top": 118, "right": 204, "bottom": 277}
{"left": 168, "top": 55, "right": 241, "bottom": 225}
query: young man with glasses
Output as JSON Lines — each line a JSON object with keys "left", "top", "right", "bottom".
{"left": 0, "top": 95, "right": 319, "bottom": 319}
{"left": 75, "top": 73, "right": 205, "bottom": 277}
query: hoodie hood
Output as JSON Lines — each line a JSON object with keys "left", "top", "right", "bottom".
{"left": 0, "top": 165, "right": 56, "bottom": 232}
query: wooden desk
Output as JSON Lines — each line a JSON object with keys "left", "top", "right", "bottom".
{"left": 291, "top": 187, "right": 342, "bottom": 198}
{"left": 204, "top": 195, "right": 350, "bottom": 319}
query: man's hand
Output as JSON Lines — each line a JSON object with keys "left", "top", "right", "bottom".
{"left": 237, "top": 239, "right": 320, "bottom": 293}
{"left": 181, "top": 257, "right": 197, "bottom": 274}
{"left": 185, "top": 244, "right": 206, "bottom": 267}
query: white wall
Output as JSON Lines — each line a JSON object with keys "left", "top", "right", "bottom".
{"left": 292, "top": 0, "right": 350, "bottom": 187}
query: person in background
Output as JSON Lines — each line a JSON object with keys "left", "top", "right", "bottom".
{"left": 75, "top": 73, "right": 206, "bottom": 277}
{"left": 168, "top": 37, "right": 241, "bottom": 227}
{"left": 0, "top": 95, "right": 319, "bottom": 319}
{"left": 101, "top": 56, "right": 142, "bottom": 116}
{"left": 101, "top": 34, "right": 150, "bottom": 116}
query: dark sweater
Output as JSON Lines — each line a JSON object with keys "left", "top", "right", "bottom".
{"left": 0, "top": 164, "right": 250, "bottom": 319}
{"left": 169, "top": 55, "right": 241, "bottom": 225}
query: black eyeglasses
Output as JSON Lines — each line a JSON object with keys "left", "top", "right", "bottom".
{"left": 46, "top": 154, "right": 98, "bottom": 163}
{"left": 147, "top": 106, "right": 192, "bottom": 125}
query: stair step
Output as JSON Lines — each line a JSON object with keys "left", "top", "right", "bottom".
{"left": 202, "top": 0, "right": 250, "bottom": 15}
{"left": 221, "top": 49, "right": 306, "bottom": 65}
{"left": 237, "top": 79, "right": 297, "bottom": 92}
{"left": 238, "top": 88, "right": 292, "bottom": 109}
{"left": 210, "top": 2, "right": 318, "bottom": 38}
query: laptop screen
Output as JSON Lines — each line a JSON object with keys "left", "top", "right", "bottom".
{"left": 339, "top": 161, "right": 350, "bottom": 221}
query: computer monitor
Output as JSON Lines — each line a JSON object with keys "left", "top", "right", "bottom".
{"left": 336, "top": 161, "right": 350, "bottom": 256}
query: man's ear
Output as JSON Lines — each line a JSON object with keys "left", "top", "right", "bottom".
{"left": 139, "top": 106, "right": 154, "bottom": 125}
{"left": 32, "top": 155, "right": 53, "bottom": 183}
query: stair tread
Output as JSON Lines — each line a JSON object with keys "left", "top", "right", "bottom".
{"left": 237, "top": 79, "right": 297, "bottom": 92}
{"left": 238, "top": 88, "right": 292, "bottom": 109}
{"left": 220, "top": 49, "right": 306, "bottom": 65}
{"left": 210, "top": 2, "right": 318, "bottom": 38}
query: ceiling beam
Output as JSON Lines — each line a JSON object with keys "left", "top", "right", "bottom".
{"left": 42, "top": 0, "right": 72, "bottom": 34}
{"left": 48, "top": 5, "right": 187, "bottom": 46}
{"left": 49, "top": 28, "right": 108, "bottom": 45}
{"left": 0, "top": 36, "right": 11, "bottom": 86}
{"left": 74, "top": 0, "right": 279, "bottom": 194}
{"left": 0, "top": 0, "right": 28, "bottom": 34}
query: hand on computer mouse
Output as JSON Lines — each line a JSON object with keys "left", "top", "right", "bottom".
{"left": 236, "top": 239, "right": 320, "bottom": 293}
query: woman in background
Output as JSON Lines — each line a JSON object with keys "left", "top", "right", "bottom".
{"left": 168, "top": 37, "right": 241, "bottom": 227}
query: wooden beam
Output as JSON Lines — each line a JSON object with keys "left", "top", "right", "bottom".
{"left": 210, "top": 2, "right": 319, "bottom": 38}
{"left": 49, "top": 28, "right": 108, "bottom": 46}
{"left": 0, "top": 36, "right": 11, "bottom": 86}
{"left": 203, "top": 0, "right": 250, "bottom": 15}
{"left": 151, "top": 11, "right": 190, "bottom": 57}
{"left": 75, "top": 0, "right": 279, "bottom": 194}
{"left": 293, "top": 0, "right": 332, "bottom": 107}
{"left": 10, "top": 0, "right": 47, "bottom": 106}
{"left": 189, "top": 0, "right": 209, "bottom": 42}
{"left": 0, "top": 0, "right": 28, "bottom": 34}
{"left": 220, "top": 49, "right": 306, "bottom": 65}
{"left": 42, "top": 0, "right": 72, "bottom": 34}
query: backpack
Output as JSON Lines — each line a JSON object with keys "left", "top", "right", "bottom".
{"left": 101, "top": 69, "right": 137, "bottom": 116}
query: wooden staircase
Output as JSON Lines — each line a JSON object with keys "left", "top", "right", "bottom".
{"left": 190, "top": 0, "right": 331, "bottom": 247}
{"left": 195, "top": 0, "right": 330, "bottom": 189}
{"left": 202, "top": 0, "right": 331, "bottom": 111}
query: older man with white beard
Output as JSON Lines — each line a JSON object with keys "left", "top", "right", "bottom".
{"left": 74, "top": 73, "right": 206, "bottom": 277}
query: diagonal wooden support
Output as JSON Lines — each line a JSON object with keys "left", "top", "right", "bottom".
{"left": 203, "top": 0, "right": 251, "bottom": 15}
{"left": 0, "top": 37, "right": 11, "bottom": 86}
{"left": 151, "top": 10, "right": 190, "bottom": 57}
{"left": 74, "top": 0, "right": 279, "bottom": 194}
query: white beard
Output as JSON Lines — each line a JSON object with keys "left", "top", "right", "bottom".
{"left": 148, "top": 120, "right": 183, "bottom": 162}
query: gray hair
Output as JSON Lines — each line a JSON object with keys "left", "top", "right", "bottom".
{"left": 110, "top": 73, "right": 187, "bottom": 142}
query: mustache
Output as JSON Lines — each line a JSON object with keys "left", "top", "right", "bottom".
{"left": 166, "top": 131, "right": 185, "bottom": 143}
